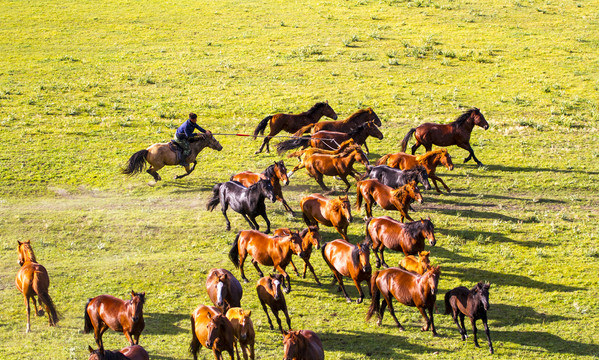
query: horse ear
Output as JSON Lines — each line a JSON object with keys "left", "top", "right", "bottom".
{"left": 88, "top": 345, "right": 94, "bottom": 353}
{"left": 427, "top": 216, "right": 431, "bottom": 221}
{"left": 282, "top": 329, "right": 289, "bottom": 336}
{"left": 17, "top": 240, "right": 22, "bottom": 245}
{"left": 206, "top": 312, "right": 213, "bottom": 319}
{"left": 246, "top": 309, "right": 251, "bottom": 317}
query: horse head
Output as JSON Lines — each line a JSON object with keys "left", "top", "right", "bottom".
{"left": 129, "top": 290, "right": 145, "bottom": 323}
{"left": 274, "top": 160, "right": 290, "bottom": 186}
{"left": 439, "top": 149, "right": 454, "bottom": 171}
{"left": 357, "top": 240, "right": 372, "bottom": 275}
{"left": 258, "top": 179, "right": 277, "bottom": 202}
{"left": 216, "top": 273, "right": 229, "bottom": 309}
{"left": 269, "top": 274, "right": 285, "bottom": 301}
{"left": 286, "top": 231, "right": 305, "bottom": 259}
{"left": 418, "top": 250, "right": 431, "bottom": 268}
{"left": 237, "top": 309, "right": 252, "bottom": 341}
{"left": 472, "top": 108, "right": 489, "bottom": 130}
{"left": 352, "top": 148, "right": 370, "bottom": 166}
{"left": 304, "top": 225, "right": 321, "bottom": 250}
{"left": 407, "top": 181, "right": 423, "bottom": 204}
{"left": 17, "top": 240, "right": 35, "bottom": 266}
{"left": 87, "top": 346, "right": 104, "bottom": 360}
{"left": 365, "top": 121, "right": 384, "bottom": 140}
{"left": 474, "top": 281, "right": 491, "bottom": 311}
{"left": 337, "top": 195, "right": 353, "bottom": 223}
{"left": 420, "top": 217, "right": 436, "bottom": 246}
{"left": 415, "top": 166, "right": 432, "bottom": 190}
{"left": 283, "top": 330, "right": 305, "bottom": 360}
{"left": 366, "top": 107, "right": 382, "bottom": 126}
{"left": 424, "top": 266, "right": 441, "bottom": 296}
{"left": 321, "top": 101, "right": 338, "bottom": 120}
{"left": 205, "top": 312, "right": 224, "bottom": 348}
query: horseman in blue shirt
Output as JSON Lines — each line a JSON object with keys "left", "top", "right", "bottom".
{"left": 174, "top": 113, "right": 207, "bottom": 166}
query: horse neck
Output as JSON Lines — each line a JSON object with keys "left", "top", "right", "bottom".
{"left": 19, "top": 245, "right": 36, "bottom": 264}
{"left": 454, "top": 115, "right": 475, "bottom": 133}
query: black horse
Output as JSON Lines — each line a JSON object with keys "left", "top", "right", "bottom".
{"left": 363, "top": 165, "right": 432, "bottom": 190}
{"left": 207, "top": 179, "right": 276, "bottom": 233}
{"left": 444, "top": 282, "right": 494, "bottom": 354}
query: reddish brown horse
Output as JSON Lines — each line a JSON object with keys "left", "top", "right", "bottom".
{"left": 286, "top": 140, "right": 361, "bottom": 177}
{"left": 303, "top": 148, "right": 370, "bottom": 192}
{"left": 231, "top": 161, "right": 294, "bottom": 215}
{"left": 282, "top": 330, "right": 325, "bottom": 360}
{"left": 399, "top": 251, "right": 432, "bottom": 275}
{"left": 300, "top": 194, "right": 352, "bottom": 241}
{"left": 87, "top": 345, "right": 149, "bottom": 360}
{"left": 365, "top": 216, "right": 436, "bottom": 268}
{"left": 401, "top": 107, "right": 488, "bottom": 166}
{"left": 376, "top": 149, "right": 454, "bottom": 193}
{"left": 275, "top": 226, "right": 322, "bottom": 285}
{"left": 322, "top": 239, "right": 372, "bottom": 304}
{"left": 294, "top": 107, "right": 381, "bottom": 136}
{"left": 84, "top": 291, "right": 146, "bottom": 351}
{"left": 190, "top": 305, "right": 236, "bottom": 360}
{"left": 225, "top": 307, "right": 255, "bottom": 360}
{"left": 206, "top": 268, "right": 243, "bottom": 313}
{"left": 256, "top": 274, "right": 291, "bottom": 333}
{"left": 15, "top": 240, "right": 59, "bottom": 333}
{"left": 229, "top": 230, "right": 303, "bottom": 292}
{"left": 253, "top": 102, "right": 338, "bottom": 154}
{"left": 356, "top": 179, "right": 422, "bottom": 221}
{"left": 366, "top": 266, "right": 441, "bottom": 336}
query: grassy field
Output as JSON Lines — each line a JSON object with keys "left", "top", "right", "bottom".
{"left": 1, "top": 0, "right": 598, "bottom": 359}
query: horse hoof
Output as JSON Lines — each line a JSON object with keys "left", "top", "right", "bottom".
{"left": 284, "top": 288, "right": 291, "bottom": 294}
{"left": 147, "top": 181, "right": 156, "bottom": 187}
{"left": 37, "top": 310, "right": 45, "bottom": 316}
{"left": 432, "top": 332, "right": 440, "bottom": 337}
{"left": 398, "top": 326, "right": 405, "bottom": 332}
{"left": 243, "top": 278, "right": 249, "bottom": 283}
{"left": 356, "top": 298, "right": 363, "bottom": 304}
{"left": 489, "top": 348, "right": 494, "bottom": 354}
{"left": 345, "top": 298, "right": 352, "bottom": 303}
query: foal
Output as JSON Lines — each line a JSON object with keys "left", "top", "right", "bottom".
{"left": 256, "top": 274, "right": 291, "bottom": 333}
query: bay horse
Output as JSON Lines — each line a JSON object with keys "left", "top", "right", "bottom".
{"left": 15, "top": 240, "right": 59, "bottom": 333}
{"left": 122, "top": 131, "right": 223, "bottom": 182}
{"left": 190, "top": 305, "right": 236, "bottom": 360}
{"left": 225, "top": 307, "right": 255, "bottom": 360}
{"left": 376, "top": 149, "right": 454, "bottom": 193}
{"left": 303, "top": 148, "right": 370, "bottom": 192}
{"left": 362, "top": 165, "right": 431, "bottom": 191}
{"left": 275, "top": 226, "right": 322, "bottom": 285}
{"left": 87, "top": 345, "right": 149, "bottom": 360}
{"left": 253, "top": 101, "right": 338, "bottom": 154}
{"left": 231, "top": 161, "right": 293, "bottom": 215}
{"left": 300, "top": 194, "right": 352, "bottom": 241}
{"left": 84, "top": 291, "right": 146, "bottom": 351}
{"left": 365, "top": 216, "right": 436, "bottom": 268}
{"left": 321, "top": 239, "right": 372, "bottom": 304}
{"left": 282, "top": 329, "right": 325, "bottom": 360}
{"left": 229, "top": 229, "right": 304, "bottom": 293}
{"left": 286, "top": 140, "right": 361, "bottom": 178}
{"left": 294, "top": 107, "right": 381, "bottom": 137}
{"left": 400, "top": 107, "right": 489, "bottom": 166}
{"left": 206, "top": 179, "right": 276, "bottom": 233}
{"left": 399, "top": 251, "right": 432, "bottom": 275}
{"left": 356, "top": 179, "right": 422, "bottom": 221}
{"left": 256, "top": 274, "right": 291, "bottom": 333}
{"left": 366, "top": 266, "right": 441, "bottom": 336}
{"left": 445, "top": 282, "right": 494, "bottom": 354}
{"left": 206, "top": 268, "right": 243, "bottom": 313}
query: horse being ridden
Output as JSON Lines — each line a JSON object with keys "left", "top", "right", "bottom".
{"left": 282, "top": 330, "right": 325, "bottom": 360}
{"left": 362, "top": 165, "right": 431, "bottom": 190}
{"left": 206, "top": 268, "right": 243, "bottom": 313}
{"left": 356, "top": 179, "right": 423, "bottom": 221}
{"left": 87, "top": 345, "right": 149, "bottom": 360}
{"left": 400, "top": 107, "right": 489, "bottom": 166}
{"left": 275, "top": 226, "right": 322, "bottom": 285}
{"left": 190, "top": 305, "right": 236, "bottom": 360}
{"left": 253, "top": 102, "right": 338, "bottom": 154}
{"left": 300, "top": 194, "right": 353, "bottom": 241}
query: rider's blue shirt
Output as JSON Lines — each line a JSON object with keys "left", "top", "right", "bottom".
{"left": 176, "top": 120, "right": 206, "bottom": 139}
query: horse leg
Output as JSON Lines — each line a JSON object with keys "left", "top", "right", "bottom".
{"left": 289, "top": 259, "right": 300, "bottom": 277}
{"left": 251, "top": 259, "right": 265, "bottom": 278}
{"left": 275, "top": 266, "right": 291, "bottom": 293}
{"left": 380, "top": 247, "right": 389, "bottom": 268}
{"left": 340, "top": 176, "right": 352, "bottom": 193}
{"left": 334, "top": 273, "right": 352, "bottom": 303}
{"left": 280, "top": 197, "right": 295, "bottom": 216}
{"left": 273, "top": 309, "right": 285, "bottom": 333}
{"left": 460, "top": 143, "right": 484, "bottom": 166}
{"left": 363, "top": 141, "right": 370, "bottom": 154}
{"left": 174, "top": 163, "right": 194, "bottom": 180}
{"left": 221, "top": 204, "right": 232, "bottom": 231}
{"left": 305, "top": 259, "right": 321, "bottom": 285}
{"left": 411, "top": 141, "right": 422, "bottom": 155}
{"left": 471, "top": 317, "right": 480, "bottom": 348}
{"left": 430, "top": 173, "right": 451, "bottom": 193}
{"left": 382, "top": 294, "right": 404, "bottom": 330}
{"left": 125, "top": 330, "right": 134, "bottom": 346}
{"left": 314, "top": 173, "right": 330, "bottom": 192}
{"left": 427, "top": 307, "right": 439, "bottom": 336}
{"left": 146, "top": 166, "right": 162, "bottom": 182}
{"left": 23, "top": 295, "right": 31, "bottom": 333}
{"left": 352, "top": 277, "right": 365, "bottom": 304}
{"left": 260, "top": 302, "right": 275, "bottom": 330}
{"left": 241, "top": 213, "right": 257, "bottom": 230}
{"left": 459, "top": 313, "right": 468, "bottom": 339}
{"left": 239, "top": 253, "right": 249, "bottom": 283}
{"left": 338, "top": 225, "right": 349, "bottom": 242}
{"left": 282, "top": 307, "right": 292, "bottom": 331}
{"left": 452, "top": 310, "right": 466, "bottom": 340}
{"left": 260, "top": 211, "right": 271, "bottom": 234}
{"left": 372, "top": 247, "right": 382, "bottom": 268}
{"left": 31, "top": 296, "right": 44, "bottom": 317}
{"left": 96, "top": 323, "right": 109, "bottom": 351}
{"left": 482, "top": 315, "right": 494, "bottom": 354}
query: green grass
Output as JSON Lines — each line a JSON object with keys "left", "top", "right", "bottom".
{"left": 1, "top": 0, "right": 598, "bottom": 359}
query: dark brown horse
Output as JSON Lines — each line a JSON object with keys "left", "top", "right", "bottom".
{"left": 190, "top": 305, "right": 236, "bottom": 360}
{"left": 445, "top": 282, "right": 494, "bottom": 354}
{"left": 303, "top": 148, "right": 370, "bottom": 192}
{"left": 356, "top": 179, "right": 423, "bottom": 221}
{"left": 294, "top": 107, "right": 381, "bottom": 137}
{"left": 225, "top": 307, "right": 255, "bottom": 360}
{"left": 275, "top": 226, "right": 322, "bottom": 285}
{"left": 122, "top": 132, "right": 223, "bottom": 182}
{"left": 15, "top": 240, "right": 59, "bottom": 333}
{"left": 300, "top": 194, "right": 352, "bottom": 241}
{"left": 365, "top": 216, "right": 436, "bottom": 268}
{"left": 401, "top": 108, "right": 488, "bottom": 166}
{"left": 229, "top": 229, "right": 303, "bottom": 292}
{"left": 256, "top": 274, "right": 291, "bottom": 333}
{"left": 206, "top": 268, "right": 243, "bottom": 313}
{"left": 231, "top": 161, "right": 293, "bottom": 215}
{"left": 87, "top": 345, "right": 149, "bottom": 360}
{"left": 282, "top": 330, "right": 325, "bottom": 360}
{"left": 322, "top": 239, "right": 372, "bottom": 304}
{"left": 366, "top": 266, "right": 441, "bottom": 336}
{"left": 84, "top": 291, "right": 146, "bottom": 351}
{"left": 253, "top": 102, "right": 338, "bottom": 154}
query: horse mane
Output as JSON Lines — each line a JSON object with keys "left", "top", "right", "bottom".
{"left": 347, "top": 122, "right": 369, "bottom": 137}
{"left": 263, "top": 164, "right": 276, "bottom": 179}
{"left": 345, "top": 108, "right": 370, "bottom": 122}
{"left": 20, "top": 241, "right": 36, "bottom": 263}
{"left": 299, "top": 228, "right": 309, "bottom": 238}
{"left": 451, "top": 108, "right": 479, "bottom": 127}
{"left": 350, "top": 245, "right": 360, "bottom": 266}
{"left": 415, "top": 149, "right": 447, "bottom": 163}
{"left": 405, "top": 219, "right": 433, "bottom": 239}
{"left": 305, "top": 102, "right": 327, "bottom": 115}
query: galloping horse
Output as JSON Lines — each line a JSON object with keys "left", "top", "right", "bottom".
{"left": 190, "top": 305, "right": 236, "bottom": 360}
{"left": 322, "top": 239, "right": 372, "bottom": 304}
{"left": 206, "top": 268, "right": 243, "bottom": 313}
{"left": 286, "top": 140, "right": 361, "bottom": 178}
{"left": 225, "top": 308, "right": 255, "bottom": 360}
{"left": 256, "top": 274, "right": 291, "bottom": 333}
{"left": 294, "top": 107, "right": 381, "bottom": 137}
{"left": 282, "top": 330, "right": 325, "bottom": 360}
{"left": 253, "top": 102, "right": 338, "bottom": 154}
{"left": 122, "top": 132, "right": 223, "bottom": 182}
{"left": 87, "top": 345, "right": 149, "bottom": 360}
{"left": 275, "top": 226, "right": 322, "bottom": 285}
{"left": 356, "top": 179, "right": 422, "bottom": 221}
{"left": 399, "top": 251, "right": 432, "bottom": 275}
{"left": 362, "top": 165, "right": 431, "bottom": 190}
{"left": 15, "top": 240, "right": 59, "bottom": 333}
{"left": 84, "top": 291, "right": 146, "bottom": 351}
{"left": 303, "top": 148, "right": 370, "bottom": 192}
{"left": 231, "top": 161, "right": 293, "bottom": 215}
{"left": 400, "top": 107, "right": 488, "bottom": 166}
{"left": 376, "top": 149, "right": 454, "bottom": 193}
{"left": 300, "top": 194, "right": 352, "bottom": 241}
{"left": 366, "top": 266, "right": 441, "bottom": 336}
{"left": 365, "top": 216, "right": 436, "bottom": 268}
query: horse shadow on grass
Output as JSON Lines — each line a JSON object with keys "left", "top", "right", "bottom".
{"left": 488, "top": 303, "right": 574, "bottom": 327}
{"left": 436, "top": 227, "right": 556, "bottom": 248}
{"left": 486, "top": 164, "right": 599, "bottom": 176}
{"left": 492, "top": 330, "right": 599, "bottom": 357}
{"left": 143, "top": 312, "right": 188, "bottom": 335}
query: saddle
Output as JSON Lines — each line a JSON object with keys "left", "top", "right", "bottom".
{"left": 169, "top": 140, "right": 183, "bottom": 163}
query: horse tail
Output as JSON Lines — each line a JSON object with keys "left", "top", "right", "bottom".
{"left": 206, "top": 183, "right": 222, "bottom": 211}
{"left": 355, "top": 183, "right": 363, "bottom": 211}
{"left": 253, "top": 115, "right": 272, "bottom": 139}
{"left": 276, "top": 137, "right": 310, "bottom": 155}
{"left": 375, "top": 154, "right": 390, "bottom": 166}
{"left": 293, "top": 123, "right": 315, "bottom": 137}
{"left": 400, "top": 128, "right": 416, "bottom": 152}
{"left": 83, "top": 298, "right": 93, "bottom": 333}
{"left": 189, "top": 315, "right": 201, "bottom": 358}
{"left": 365, "top": 270, "right": 380, "bottom": 321}
{"left": 320, "top": 242, "right": 332, "bottom": 269}
{"left": 229, "top": 232, "right": 241, "bottom": 269}
{"left": 444, "top": 291, "right": 452, "bottom": 315}
{"left": 364, "top": 217, "right": 373, "bottom": 246}
{"left": 37, "top": 290, "right": 59, "bottom": 325}
{"left": 121, "top": 149, "right": 148, "bottom": 175}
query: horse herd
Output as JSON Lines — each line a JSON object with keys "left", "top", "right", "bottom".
{"left": 15, "top": 103, "right": 495, "bottom": 359}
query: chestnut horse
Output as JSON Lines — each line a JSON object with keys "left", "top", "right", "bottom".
{"left": 206, "top": 268, "right": 243, "bottom": 313}
{"left": 229, "top": 229, "right": 303, "bottom": 292}
{"left": 282, "top": 330, "right": 325, "bottom": 360}
{"left": 300, "top": 194, "right": 352, "bottom": 241}
{"left": 286, "top": 140, "right": 361, "bottom": 177}
{"left": 356, "top": 179, "right": 422, "bottom": 221}
{"left": 294, "top": 107, "right": 381, "bottom": 137}
{"left": 303, "top": 148, "right": 370, "bottom": 192}
{"left": 256, "top": 274, "right": 291, "bottom": 332}
{"left": 122, "top": 132, "right": 223, "bottom": 182}
{"left": 84, "top": 291, "right": 145, "bottom": 351}
{"left": 225, "top": 307, "right": 255, "bottom": 360}
{"left": 253, "top": 101, "right": 338, "bottom": 154}
{"left": 322, "top": 239, "right": 372, "bottom": 304}
{"left": 87, "top": 345, "right": 149, "bottom": 360}
{"left": 399, "top": 251, "right": 432, "bottom": 275}
{"left": 275, "top": 226, "right": 322, "bottom": 285}
{"left": 376, "top": 148, "right": 454, "bottom": 193}
{"left": 190, "top": 305, "right": 236, "bottom": 360}
{"left": 15, "top": 240, "right": 59, "bottom": 333}
{"left": 231, "top": 161, "right": 294, "bottom": 215}
{"left": 366, "top": 266, "right": 441, "bottom": 336}
{"left": 365, "top": 216, "right": 436, "bottom": 268}
{"left": 400, "top": 107, "right": 489, "bottom": 166}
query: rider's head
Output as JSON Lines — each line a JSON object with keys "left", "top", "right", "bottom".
{"left": 189, "top": 113, "right": 198, "bottom": 123}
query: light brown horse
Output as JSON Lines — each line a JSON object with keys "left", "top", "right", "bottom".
{"left": 294, "top": 107, "right": 381, "bottom": 137}
{"left": 206, "top": 268, "right": 243, "bottom": 313}
{"left": 253, "top": 102, "right": 338, "bottom": 154}
{"left": 286, "top": 140, "right": 361, "bottom": 177}
{"left": 356, "top": 179, "right": 422, "bottom": 221}
{"left": 399, "top": 251, "right": 432, "bottom": 275}
{"left": 256, "top": 274, "right": 291, "bottom": 333}
{"left": 275, "top": 226, "right": 322, "bottom": 285}
{"left": 122, "top": 131, "right": 223, "bottom": 182}
{"left": 282, "top": 329, "right": 325, "bottom": 360}
{"left": 322, "top": 239, "right": 372, "bottom": 304}
{"left": 15, "top": 240, "right": 59, "bottom": 333}
{"left": 229, "top": 229, "right": 303, "bottom": 293}
{"left": 376, "top": 149, "right": 454, "bottom": 193}
{"left": 231, "top": 160, "right": 293, "bottom": 215}
{"left": 300, "top": 194, "right": 352, "bottom": 241}
{"left": 190, "top": 305, "right": 236, "bottom": 360}
{"left": 303, "top": 148, "right": 370, "bottom": 192}
{"left": 84, "top": 291, "right": 145, "bottom": 351}
{"left": 87, "top": 345, "right": 149, "bottom": 360}
{"left": 225, "top": 307, "right": 255, "bottom": 360}
{"left": 366, "top": 266, "right": 441, "bottom": 336}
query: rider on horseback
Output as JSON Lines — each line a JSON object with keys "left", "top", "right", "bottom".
{"left": 174, "top": 113, "right": 206, "bottom": 166}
